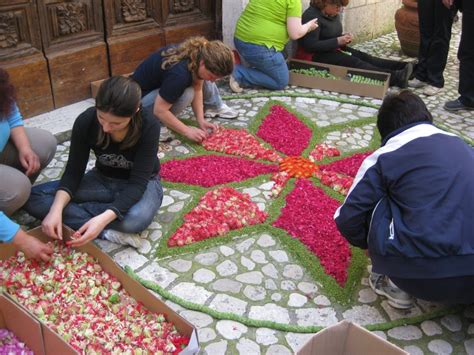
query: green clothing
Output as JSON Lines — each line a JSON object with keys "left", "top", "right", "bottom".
{"left": 235, "top": 0, "right": 302, "bottom": 52}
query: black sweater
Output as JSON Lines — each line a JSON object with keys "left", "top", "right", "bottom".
{"left": 299, "top": 5, "right": 343, "bottom": 53}
{"left": 59, "top": 107, "right": 160, "bottom": 219}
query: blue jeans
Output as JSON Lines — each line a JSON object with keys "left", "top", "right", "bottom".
{"left": 141, "top": 81, "right": 223, "bottom": 121}
{"left": 24, "top": 169, "right": 163, "bottom": 235}
{"left": 233, "top": 37, "right": 289, "bottom": 90}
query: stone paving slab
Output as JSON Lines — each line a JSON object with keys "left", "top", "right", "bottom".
{"left": 18, "top": 21, "right": 474, "bottom": 355}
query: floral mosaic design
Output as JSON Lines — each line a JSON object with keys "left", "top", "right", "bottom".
{"left": 156, "top": 101, "right": 375, "bottom": 300}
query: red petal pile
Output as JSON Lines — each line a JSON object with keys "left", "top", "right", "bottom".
{"left": 168, "top": 187, "right": 267, "bottom": 247}
{"left": 273, "top": 179, "right": 351, "bottom": 286}
{"left": 161, "top": 156, "right": 279, "bottom": 187}
{"left": 320, "top": 151, "right": 373, "bottom": 177}
{"left": 316, "top": 170, "right": 354, "bottom": 195}
{"left": 309, "top": 144, "right": 341, "bottom": 162}
{"left": 256, "top": 105, "right": 312, "bottom": 156}
{"left": 202, "top": 127, "right": 282, "bottom": 162}
{"left": 0, "top": 246, "right": 189, "bottom": 354}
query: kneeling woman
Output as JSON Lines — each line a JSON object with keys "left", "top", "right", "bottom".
{"left": 299, "top": 0, "right": 413, "bottom": 88}
{"left": 25, "top": 76, "right": 162, "bottom": 248}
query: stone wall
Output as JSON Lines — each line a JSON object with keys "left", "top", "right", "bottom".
{"left": 222, "top": 0, "right": 401, "bottom": 48}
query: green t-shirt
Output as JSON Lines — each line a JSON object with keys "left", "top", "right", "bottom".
{"left": 235, "top": 0, "right": 302, "bottom": 52}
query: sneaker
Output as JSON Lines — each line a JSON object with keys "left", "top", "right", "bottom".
{"left": 229, "top": 75, "right": 243, "bottom": 93}
{"left": 408, "top": 78, "right": 427, "bottom": 89}
{"left": 423, "top": 85, "right": 443, "bottom": 96}
{"left": 391, "top": 63, "right": 413, "bottom": 88}
{"left": 444, "top": 98, "right": 474, "bottom": 112}
{"left": 204, "top": 104, "right": 239, "bottom": 119}
{"left": 102, "top": 229, "right": 147, "bottom": 249}
{"left": 369, "top": 272, "right": 414, "bottom": 309}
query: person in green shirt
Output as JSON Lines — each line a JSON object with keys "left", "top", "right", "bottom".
{"left": 230, "top": 0, "right": 318, "bottom": 92}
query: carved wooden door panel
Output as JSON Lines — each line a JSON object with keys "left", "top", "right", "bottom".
{"left": 0, "top": 0, "right": 54, "bottom": 117}
{"left": 103, "top": 0, "right": 218, "bottom": 75}
{"left": 36, "top": 0, "right": 108, "bottom": 108}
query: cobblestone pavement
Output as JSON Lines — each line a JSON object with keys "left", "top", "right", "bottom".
{"left": 19, "top": 22, "right": 474, "bottom": 355}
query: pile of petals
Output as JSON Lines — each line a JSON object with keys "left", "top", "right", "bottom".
{"left": 320, "top": 151, "right": 372, "bottom": 177}
{"left": 273, "top": 179, "right": 351, "bottom": 286}
{"left": 279, "top": 156, "right": 319, "bottom": 178}
{"left": 0, "top": 247, "right": 189, "bottom": 354}
{"left": 316, "top": 170, "right": 354, "bottom": 196}
{"left": 168, "top": 187, "right": 267, "bottom": 247}
{"left": 202, "top": 127, "right": 282, "bottom": 162}
{"left": 256, "top": 105, "right": 312, "bottom": 156}
{"left": 271, "top": 171, "right": 291, "bottom": 197}
{"left": 161, "top": 155, "right": 278, "bottom": 187}
{"left": 309, "top": 144, "right": 340, "bottom": 162}
{"left": 0, "top": 329, "right": 33, "bottom": 355}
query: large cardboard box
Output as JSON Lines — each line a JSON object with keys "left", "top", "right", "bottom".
{"left": 288, "top": 59, "right": 390, "bottom": 99}
{"left": 0, "top": 294, "right": 44, "bottom": 355}
{"left": 0, "top": 226, "right": 199, "bottom": 355}
{"left": 297, "top": 320, "right": 407, "bottom": 355}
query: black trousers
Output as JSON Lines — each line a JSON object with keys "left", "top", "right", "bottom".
{"left": 311, "top": 47, "right": 406, "bottom": 86}
{"left": 458, "top": 0, "right": 474, "bottom": 107}
{"left": 391, "top": 275, "right": 474, "bottom": 305}
{"left": 416, "top": 0, "right": 456, "bottom": 88}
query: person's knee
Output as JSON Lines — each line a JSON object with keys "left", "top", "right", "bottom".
{"left": 27, "top": 128, "right": 57, "bottom": 168}
{"left": 0, "top": 172, "right": 31, "bottom": 215}
{"left": 119, "top": 210, "right": 156, "bottom": 233}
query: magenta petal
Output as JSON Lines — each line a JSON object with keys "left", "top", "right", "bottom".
{"left": 161, "top": 156, "right": 279, "bottom": 187}
{"left": 256, "top": 105, "right": 312, "bottom": 156}
{"left": 273, "top": 179, "right": 351, "bottom": 286}
{"left": 320, "top": 151, "right": 373, "bottom": 177}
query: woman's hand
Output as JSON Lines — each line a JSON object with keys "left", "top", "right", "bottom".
{"left": 12, "top": 229, "right": 54, "bottom": 262}
{"left": 337, "top": 33, "right": 353, "bottom": 46}
{"left": 184, "top": 126, "right": 209, "bottom": 143}
{"left": 67, "top": 210, "right": 116, "bottom": 247}
{"left": 198, "top": 119, "right": 218, "bottom": 134}
{"left": 19, "top": 147, "right": 40, "bottom": 177}
{"left": 67, "top": 215, "right": 108, "bottom": 247}
{"left": 42, "top": 210, "right": 64, "bottom": 240}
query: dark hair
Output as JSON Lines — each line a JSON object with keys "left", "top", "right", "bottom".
{"left": 95, "top": 76, "right": 142, "bottom": 150}
{"left": 0, "top": 68, "right": 16, "bottom": 120}
{"left": 377, "top": 90, "right": 433, "bottom": 140}
{"left": 162, "top": 36, "right": 234, "bottom": 78}
{"left": 311, "top": 0, "right": 350, "bottom": 10}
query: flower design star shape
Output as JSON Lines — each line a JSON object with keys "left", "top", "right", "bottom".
{"left": 159, "top": 101, "right": 373, "bottom": 294}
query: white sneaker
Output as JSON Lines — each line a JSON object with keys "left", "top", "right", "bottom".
{"left": 102, "top": 229, "right": 147, "bottom": 249}
{"left": 229, "top": 75, "right": 243, "bottom": 93}
{"left": 204, "top": 104, "right": 239, "bottom": 119}
{"left": 423, "top": 85, "right": 443, "bottom": 96}
{"left": 408, "top": 78, "right": 427, "bottom": 89}
{"left": 369, "top": 272, "right": 414, "bottom": 309}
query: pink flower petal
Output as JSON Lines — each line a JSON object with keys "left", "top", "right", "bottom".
{"left": 161, "top": 156, "right": 279, "bottom": 187}
{"left": 256, "top": 105, "right": 312, "bottom": 156}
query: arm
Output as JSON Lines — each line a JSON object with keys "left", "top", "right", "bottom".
{"left": 1, "top": 212, "right": 53, "bottom": 261}
{"left": 153, "top": 95, "right": 209, "bottom": 143}
{"left": 191, "top": 80, "right": 217, "bottom": 135}
{"left": 334, "top": 159, "right": 386, "bottom": 249}
{"left": 287, "top": 17, "right": 318, "bottom": 40}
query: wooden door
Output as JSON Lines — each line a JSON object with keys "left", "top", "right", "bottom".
{"left": 103, "top": 0, "right": 219, "bottom": 75}
{"left": 0, "top": 0, "right": 221, "bottom": 117}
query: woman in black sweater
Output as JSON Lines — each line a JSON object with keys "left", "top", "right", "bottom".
{"left": 299, "top": 0, "right": 413, "bottom": 88}
{"left": 25, "top": 76, "right": 162, "bottom": 249}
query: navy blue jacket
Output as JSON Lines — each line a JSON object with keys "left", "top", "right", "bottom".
{"left": 334, "top": 122, "right": 474, "bottom": 279}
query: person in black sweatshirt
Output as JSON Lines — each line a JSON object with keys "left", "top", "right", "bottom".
{"left": 25, "top": 76, "right": 162, "bottom": 249}
{"left": 299, "top": 0, "right": 413, "bottom": 88}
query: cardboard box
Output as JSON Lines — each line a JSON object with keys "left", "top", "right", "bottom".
{"left": 297, "top": 320, "right": 407, "bottom": 355}
{"left": 0, "top": 294, "right": 44, "bottom": 355}
{"left": 288, "top": 59, "right": 390, "bottom": 99}
{"left": 90, "top": 72, "right": 133, "bottom": 99}
{"left": 0, "top": 226, "right": 199, "bottom": 355}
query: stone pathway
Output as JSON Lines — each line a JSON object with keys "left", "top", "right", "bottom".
{"left": 17, "top": 21, "right": 474, "bottom": 355}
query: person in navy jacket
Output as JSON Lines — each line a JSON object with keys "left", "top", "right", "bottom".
{"left": 335, "top": 90, "right": 474, "bottom": 308}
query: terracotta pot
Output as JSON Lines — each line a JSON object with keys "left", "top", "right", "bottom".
{"left": 395, "top": 0, "right": 420, "bottom": 57}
